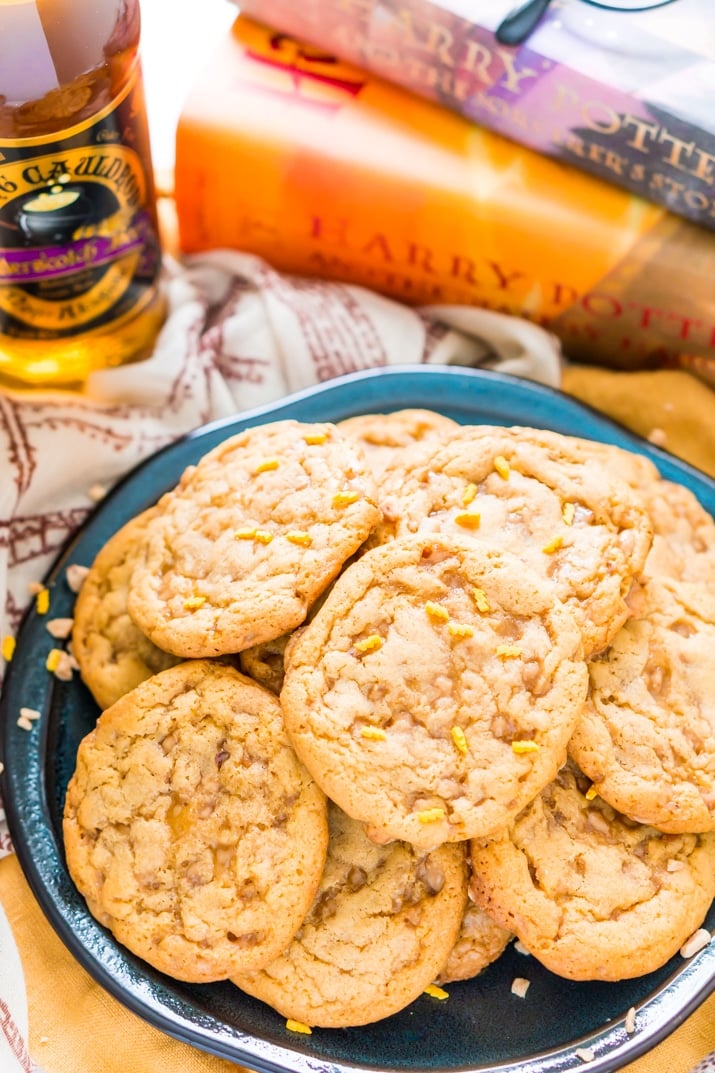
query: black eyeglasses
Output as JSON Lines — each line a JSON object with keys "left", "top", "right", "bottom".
{"left": 496, "top": 0, "right": 681, "bottom": 47}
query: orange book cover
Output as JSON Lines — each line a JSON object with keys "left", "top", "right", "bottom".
{"left": 175, "top": 15, "right": 715, "bottom": 378}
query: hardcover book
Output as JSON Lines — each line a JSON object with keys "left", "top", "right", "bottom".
{"left": 175, "top": 15, "right": 715, "bottom": 380}
{"left": 237, "top": 0, "right": 715, "bottom": 232}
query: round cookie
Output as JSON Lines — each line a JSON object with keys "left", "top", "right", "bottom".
{"left": 372, "top": 425, "right": 653, "bottom": 656}
{"left": 72, "top": 508, "right": 181, "bottom": 710}
{"left": 641, "top": 480, "right": 715, "bottom": 586}
{"left": 469, "top": 762, "right": 715, "bottom": 981}
{"left": 233, "top": 803, "right": 468, "bottom": 1028}
{"left": 569, "top": 576, "right": 715, "bottom": 833}
{"left": 63, "top": 660, "right": 329, "bottom": 983}
{"left": 239, "top": 633, "right": 289, "bottom": 696}
{"left": 338, "top": 409, "right": 459, "bottom": 476}
{"left": 280, "top": 537, "right": 588, "bottom": 850}
{"left": 435, "top": 900, "right": 512, "bottom": 985}
{"left": 127, "top": 420, "right": 380, "bottom": 658}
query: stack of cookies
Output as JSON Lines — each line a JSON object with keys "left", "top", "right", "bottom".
{"left": 63, "top": 411, "right": 715, "bottom": 1029}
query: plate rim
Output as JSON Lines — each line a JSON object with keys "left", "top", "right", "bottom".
{"left": 2, "top": 365, "right": 714, "bottom": 1073}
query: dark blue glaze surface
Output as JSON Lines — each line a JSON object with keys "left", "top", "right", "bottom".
{"left": 2, "top": 367, "right": 714, "bottom": 1073}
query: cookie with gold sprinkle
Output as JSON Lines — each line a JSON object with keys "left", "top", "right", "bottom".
{"left": 372, "top": 425, "right": 653, "bottom": 656}
{"left": 280, "top": 537, "right": 588, "bottom": 850}
{"left": 63, "top": 660, "right": 328, "bottom": 983}
{"left": 470, "top": 761, "right": 715, "bottom": 981}
{"left": 569, "top": 576, "right": 715, "bottom": 833}
{"left": 127, "top": 420, "right": 380, "bottom": 657}
{"left": 233, "top": 803, "right": 467, "bottom": 1028}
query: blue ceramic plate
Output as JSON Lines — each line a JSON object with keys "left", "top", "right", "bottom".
{"left": 2, "top": 367, "right": 714, "bottom": 1073}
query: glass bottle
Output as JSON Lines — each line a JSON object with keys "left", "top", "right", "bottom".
{"left": 0, "top": 0, "right": 165, "bottom": 388}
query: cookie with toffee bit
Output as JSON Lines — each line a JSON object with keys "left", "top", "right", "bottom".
{"left": 640, "top": 479, "right": 715, "bottom": 586}
{"left": 280, "top": 537, "right": 588, "bottom": 850}
{"left": 63, "top": 660, "right": 328, "bottom": 983}
{"left": 469, "top": 762, "right": 715, "bottom": 981}
{"left": 569, "top": 576, "right": 715, "bottom": 834}
{"left": 435, "top": 900, "right": 512, "bottom": 985}
{"left": 337, "top": 408, "right": 458, "bottom": 476}
{"left": 72, "top": 508, "right": 181, "bottom": 710}
{"left": 239, "top": 632, "right": 290, "bottom": 696}
{"left": 372, "top": 425, "right": 653, "bottom": 656}
{"left": 127, "top": 420, "right": 380, "bottom": 658}
{"left": 233, "top": 803, "right": 467, "bottom": 1028}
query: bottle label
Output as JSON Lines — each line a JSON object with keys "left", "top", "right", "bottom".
{"left": 0, "top": 68, "right": 161, "bottom": 339}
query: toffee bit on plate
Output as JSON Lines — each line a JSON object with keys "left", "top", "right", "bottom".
{"left": 27, "top": 581, "right": 44, "bottom": 596}
{"left": 46, "top": 618, "right": 74, "bottom": 640}
{"left": 575, "top": 1047, "right": 595, "bottom": 1063}
{"left": 87, "top": 483, "right": 108, "bottom": 502}
{"left": 511, "top": 977, "right": 530, "bottom": 998}
{"left": 65, "top": 564, "right": 90, "bottom": 593}
{"left": 625, "top": 1007, "right": 637, "bottom": 1035}
{"left": 514, "top": 939, "right": 530, "bottom": 955}
{"left": 680, "top": 928, "right": 712, "bottom": 959}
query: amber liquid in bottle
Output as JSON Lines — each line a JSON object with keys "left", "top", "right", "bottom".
{"left": 0, "top": 0, "right": 165, "bottom": 388}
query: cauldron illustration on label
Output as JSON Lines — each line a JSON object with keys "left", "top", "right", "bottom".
{"left": 17, "top": 176, "right": 93, "bottom": 246}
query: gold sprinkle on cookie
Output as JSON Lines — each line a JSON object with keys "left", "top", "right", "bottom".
{"left": 461, "top": 482, "right": 477, "bottom": 506}
{"left": 254, "top": 530, "right": 273, "bottom": 544}
{"left": 304, "top": 432, "right": 327, "bottom": 445}
{"left": 333, "top": 489, "right": 360, "bottom": 508}
{"left": 493, "top": 455, "right": 510, "bottom": 479}
{"left": 286, "top": 531, "right": 312, "bottom": 546}
{"left": 361, "top": 726, "right": 386, "bottom": 740}
{"left": 585, "top": 784, "right": 598, "bottom": 801}
{"left": 512, "top": 740, "right": 540, "bottom": 755}
{"left": 542, "top": 535, "right": 564, "bottom": 554}
{"left": 253, "top": 458, "right": 280, "bottom": 474}
{"left": 454, "top": 512, "right": 481, "bottom": 529}
{"left": 417, "top": 808, "right": 445, "bottom": 823}
{"left": 183, "top": 595, "right": 206, "bottom": 611}
{"left": 354, "top": 634, "right": 383, "bottom": 654}
{"left": 562, "top": 502, "right": 575, "bottom": 526}
{"left": 472, "top": 587, "right": 490, "bottom": 613}
{"left": 425, "top": 601, "right": 449, "bottom": 622}
{"left": 448, "top": 623, "right": 474, "bottom": 639}
{"left": 234, "top": 527, "right": 257, "bottom": 540}
{"left": 496, "top": 644, "right": 522, "bottom": 659}
{"left": 451, "top": 726, "right": 468, "bottom": 754}
{"left": 424, "top": 984, "right": 449, "bottom": 1000}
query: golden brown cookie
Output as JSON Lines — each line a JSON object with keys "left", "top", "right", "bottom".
{"left": 569, "top": 576, "right": 715, "bottom": 834}
{"left": 233, "top": 803, "right": 468, "bottom": 1027}
{"left": 641, "top": 480, "right": 715, "bottom": 586}
{"left": 280, "top": 537, "right": 588, "bottom": 850}
{"left": 127, "top": 420, "right": 380, "bottom": 658}
{"left": 338, "top": 409, "right": 458, "bottom": 475}
{"left": 63, "top": 660, "right": 328, "bottom": 983}
{"left": 469, "top": 762, "right": 715, "bottom": 981}
{"left": 372, "top": 426, "right": 652, "bottom": 656}
{"left": 72, "top": 509, "right": 181, "bottom": 710}
{"left": 238, "top": 633, "right": 289, "bottom": 696}
{"left": 435, "top": 900, "right": 512, "bottom": 985}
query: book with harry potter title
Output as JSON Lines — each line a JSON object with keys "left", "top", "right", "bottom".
{"left": 174, "top": 14, "right": 715, "bottom": 381}
{"left": 237, "top": 0, "right": 715, "bottom": 233}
